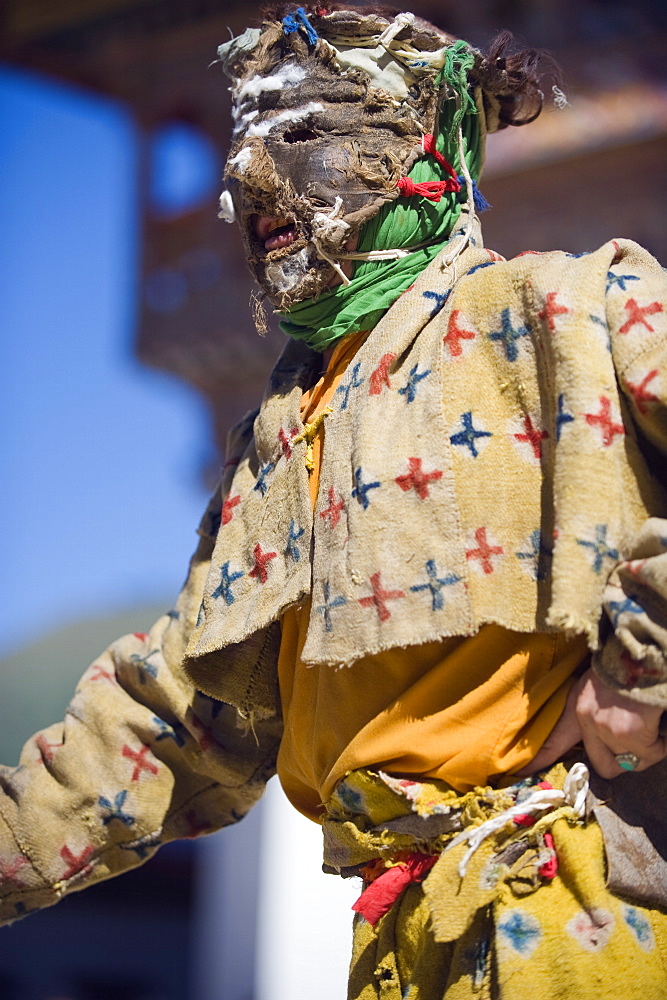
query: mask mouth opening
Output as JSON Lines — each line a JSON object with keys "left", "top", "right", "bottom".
{"left": 252, "top": 213, "right": 301, "bottom": 254}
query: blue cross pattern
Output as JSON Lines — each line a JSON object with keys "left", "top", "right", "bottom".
{"left": 588, "top": 313, "right": 612, "bottom": 351}
{"left": 398, "top": 364, "right": 431, "bottom": 403}
{"left": 212, "top": 560, "right": 245, "bottom": 604}
{"left": 606, "top": 271, "right": 640, "bottom": 293}
{"left": 351, "top": 467, "right": 381, "bottom": 509}
{"left": 253, "top": 462, "right": 275, "bottom": 497}
{"left": 317, "top": 581, "right": 347, "bottom": 633}
{"left": 498, "top": 910, "right": 541, "bottom": 957}
{"left": 515, "top": 529, "right": 551, "bottom": 581}
{"left": 623, "top": 906, "right": 654, "bottom": 948}
{"left": 98, "top": 790, "right": 135, "bottom": 827}
{"left": 423, "top": 289, "right": 451, "bottom": 318}
{"left": 488, "top": 308, "right": 531, "bottom": 362}
{"left": 336, "top": 362, "right": 364, "bottom": 410}
{"left": 410, "top": 560, "right": 461, "bottom": 610}
{"left": 556, "top": 394, "right": 574, "bottom": 440}
{"left": 589, "top": 314, "right": 607, "bottom": 328}
{"left": 450, "top": 411, "right": 492, "bottom": 457}
{"left": 130, "top": 650, "right": 160, "bottom": 683}
{"left": 153, "top": 716, "right": 186, "bottom": 746}
{"left": 285, "top": 519, "right": 305, "bottom": 562}
{"left": 467, "top": 261, "right": 496, "bottom": 276}
{"left": 576, "top": 524, "right": 619, "bottom": 574}
{"left": 607, "top": 596, "right": 644, "bottom": 627}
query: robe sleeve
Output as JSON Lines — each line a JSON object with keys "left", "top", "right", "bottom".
{"left": 0, "top": 415, "right": 280, "bottom": 926}
{"left": 595, "top": 246, "right": 667, "bottom": 705}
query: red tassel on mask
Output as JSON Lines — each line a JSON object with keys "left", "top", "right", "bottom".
{"left": 422, "top": 133, "right": 459, "bottom": 181}
{"left": 397, "top": 176, "right": 460, "bottom": 202}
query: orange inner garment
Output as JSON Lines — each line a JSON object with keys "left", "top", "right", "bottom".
{"left": 276, "top": 331, "right": 588, "bottom": 822}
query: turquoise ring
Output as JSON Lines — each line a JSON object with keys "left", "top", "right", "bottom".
{"left": 615, "top": 752, "right": 641, "bottom": 772}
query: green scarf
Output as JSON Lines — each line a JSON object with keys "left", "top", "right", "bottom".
{"left": 279, "top": 91, "right": 483, "bottom": 352}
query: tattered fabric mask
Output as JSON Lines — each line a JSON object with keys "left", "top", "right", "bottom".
{"left": 218, "top": 9, "right": 472, "bottom": 310}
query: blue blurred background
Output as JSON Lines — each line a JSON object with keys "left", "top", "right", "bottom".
{"left": 1, "top": 65, "right": 211, "bottom": 660}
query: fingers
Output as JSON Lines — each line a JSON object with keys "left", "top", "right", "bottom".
{"left": 515, "top": 679, "right": 584, "bottom": 777}
{"left": 575, "top": 669, "right": 667, "bottom": 778}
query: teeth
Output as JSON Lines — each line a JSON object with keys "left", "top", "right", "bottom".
{"left": 268, "top": 217, "right": 291, "bottom": 233}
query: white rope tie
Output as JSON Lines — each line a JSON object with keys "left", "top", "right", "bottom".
{"left": 311, "top": 196, "right": 353, "bottom": 285}
{"left": 444, "top": 763, "right": 590, "bottom": 878}
{"left": 337, "top": 236, "right": 439, "bottom": 263}
{"left": 313, "top": 239, "right": 351, "bottom": 286}
{"left": 311, "top": 196, "right": 350, "bottom": 244}
{"left": 438, "top": 121, "right": 475, "bottom": 271}
{"left": 378, "top": 12, "right": 415, "bottom": 51}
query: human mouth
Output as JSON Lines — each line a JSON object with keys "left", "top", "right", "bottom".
{"left": 253, "top": 215, "right": 298, "bottom": 252}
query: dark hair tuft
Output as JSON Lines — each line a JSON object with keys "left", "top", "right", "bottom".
{"left": 257, "top": 4, "right": 561, "bottom": 129}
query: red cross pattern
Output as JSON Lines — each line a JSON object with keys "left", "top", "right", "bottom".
{"left": 583, "top": 396, "right": 625, "bottom": 447}
{"left": 319, "top": 485, "right": 345, "bottom": 528}
{"left": 620, "top": 650, "right": 661, "bottom": 688}
{"left": 133, "top": 632, "right": 149, "bottom": 642}
{"left": 513, "top": 414, "right": 549, "bottom": 460}
{"left": 358, "top": 572, "right": 405, "bottom": 622}
{"left": 221, "top": 493, "right": 241, "bottom": 525}
{"left": 626, "top": 369, "right": 660, "bottom": 415}
{"left": 466, "top": 527, "right": 504, "bottom": 575}
{"left": 619, "top": 298, "right": 663, "bottom": 335}
{"left": 248, "top": 542, "right": 278, "bottom": 584}
{"left": 394, "top": 457, "right": 443, "bottom": 499}
{"left": 278, "top": 427, "right": 298, "bottom": 459}
{"left": 89, "top": 664, "right": 115, "bottom": 682}
{"left": 35, "top": 734, "right": 63, "bottom": 765}
{"left": 122, "top": 743, "right": 159, "bottom": 782}
{"left": 0, "top": 855, "right": 29, "bottom": 887}
{"left": 538, "top": 291, "right": 569, "bottom": 334}
{"left": 443, "top": 309, "right": 476, "bottom": 358}
{"left": 60, "top": 844, "right": 95, "bottom": 881}
{"left": 369, "top": 353, "right": 397, "bottom": 395}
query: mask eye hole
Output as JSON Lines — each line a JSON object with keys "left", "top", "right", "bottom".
{"left": 283, "top": 128, "right": 318, "bottom": 143}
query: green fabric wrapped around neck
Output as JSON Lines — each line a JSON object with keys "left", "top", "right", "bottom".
{"left": 278, "top": 99, "right": 483, "bottom": 353}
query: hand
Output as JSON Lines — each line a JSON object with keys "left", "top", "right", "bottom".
{"left": 516, "top": 667, "right": 667, "bottom": 779}
{"left": 575, "top": 668, "right": 666, "bottom": 778}
{"left": 515, "top": 676, "right": 583, "bottom": 777}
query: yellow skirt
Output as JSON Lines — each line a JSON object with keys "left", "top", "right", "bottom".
{"left": 322, "top": 766, "right": 667, "bottom": 1000}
